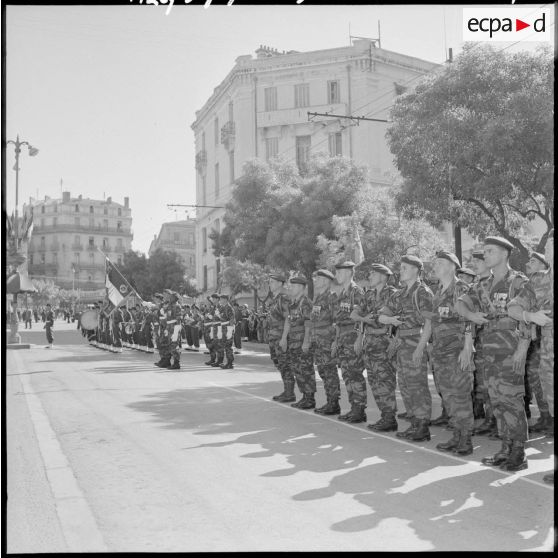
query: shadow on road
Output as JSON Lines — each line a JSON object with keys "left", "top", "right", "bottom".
{"left": 126, "top": 381, "right": 554, "bottom": 551}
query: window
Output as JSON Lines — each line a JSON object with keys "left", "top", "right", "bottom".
{"left": 88, "top": 275, "right": 92, "bottom": 282}
{"left": 296, "top": 135, "right": 311, "bottom": 170}
{"left": 104, "top": 207, "right": 108, "bottom": 215}
{"left": 266, "top": 138, "right": 279, "bottom": 161}
{"left": 215, "top": 163, "right": 220, "bottom": 198}
{"left": 117, "top": 208, "right": 122, "bottom": 217}
{"left": 29, "top": 254, "right": 33, "bottom": 265}
{"left": 327, "top": 80, "right": 340, "bottom": 104}
{"left": 74, "top": 217, "right": 80, "bottom": 227}
{"left": 294, "top": 84, "right": 310, "bottom": 108}
{"left": 216, "top": 257, "right": 221, "bottom": 276}
{"left": 74, "top": 235, "right": 80, "bottom": 248}
{"left": 103, "top": 219, "right": 108, "bottom": 230}
{"left": 117, "top": 221, "right": 122, "bottom": 231}
{"left": 203, "top": 265, "right": 208, "bottom": 291}
{"left": 202, "top": 131, "right": 206, "bottom": 150}
{"left": 53, "top": 252, "right": 58, "bottom": 264}
{"left": 89, "top": 236, "right": 95, "bottom": 247}
{"left": 89, "top": 252, "right": 94, "bottom": 263}
{"left": 117, "top": 238, "right": 123, "bottom": 248}
{"left": 89, "top": 205, "right": 94, "bottom": 214}
{"left": 202, "top": 175, "right": 207, "bottom": 206}
{"left": 264, "top": 87, "right": 277, "bottom": 111}
{"left": 328, "top": 132, "right": 343, "bottom": 157}
{"left": 40, "top": 253, "right": 45, "bottom": 264}
{"left": 89, "top": 217, "right": 94, "bottom": 228}
{"left": 53, "top": 204, "right": 57, "bottom": 213}
{"left": 53, "top": 217, "right": 57, "bottom": 227}
{"left": 41, "top": 219, "right": 45, "bottom": 228}
{"left": 75, "top": 204, "right": 80, "bottom": 213}
{"left": 214, "top": 117, "right": 219, "bottom": 146}
{"left": 174, "top": 232, "right": 180, "bottom": 243}
{"left": 102, "top": 238, "right": 108, "bottom": 249}
{"left": 202, "top": 227, "right": 207, "bottom": 253}
{"left": 229, "top": 151, "right": 235, "bottom": 183}
{"left": 41, "top": 205, "right": 45, "bottom": 214}
{"left": 228, "top": 101, "right": 234, "bottom": 121}
{"left": 40, "top": 236, "right": 46, "bottom": 248}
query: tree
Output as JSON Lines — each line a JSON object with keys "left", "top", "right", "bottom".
{"left": 387, "top": 43, "right": 553, "bottom": 267}
{"left": 30, "top": 279, "right": 61, "bottom": 307}
{"left": 218, "top": 258, "right": 270, "bottom": 307}
{"left": 216, "top": 155, "right": 369, "bottom": 292}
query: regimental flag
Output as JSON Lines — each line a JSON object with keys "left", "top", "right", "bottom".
{"left": 105, "top": 258, "right": 140, "bottom": 307}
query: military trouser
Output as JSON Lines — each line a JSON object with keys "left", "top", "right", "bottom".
{"left": 525, "top": 337, "right": 549, "bottom": 414}
{"left": 45, "top": 323, "right": 54, "bottom": 344}
{"left": 394, "top": 335, "right": 432, "bottom": 421}
{"left": 431, "top": 347, "right": 474, "bottom": 431}
{"left": 113, "top": 324, "right": 122, "bottom": 348}
{"left": 363, "top": 333, "right": 397, "bottom": 416}
{"left": 186, "top": 325, "right": 200, "bottom": 348}
{"left": 158, "top": 329, "right": 171, "bottom": 359}
{"left": 169, "top": 325, "right": 181, "bottom": 362}
{"left": 473, "top": 334, "right": 493, "bottom": 415}
{"left": 311, "top": 338, "right": 340, "bottom": 402}
{"left": 539, "top": 328, "right": 554, "bottom": 417}
{"left": 337, "top": 330, "right": 366, "bottom": 407}
{"left": 269, "top": 338, "right": 295, "bottom": 395}
{"left": 217, "top": 339, "right": 234, "bottom": 364}
{"left": 484, "top": 329, "right": 528, "bottom": 442}
{"left": 286, "top": 346, "right": 316, "bottom": 396}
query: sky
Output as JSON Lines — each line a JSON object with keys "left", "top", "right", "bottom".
{"left": 5, "top": 3, "right": 554, "bottom": 254}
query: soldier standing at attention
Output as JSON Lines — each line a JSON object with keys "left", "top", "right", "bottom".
{"left": 204, "top": 294, "right": 221, "bottom": 366}
{"left": 215, "top": 294, "right": 236, "bottom": 369}
{"left": 457, "top": 236, "right": 530, "bottom": 471}
{"left": 429, "top": 251, "right": 475, "bottom": 455}
{"left": 44, "top": 303, "right": 54, "bottom": 348}
{"left": 351, "top": 263, "right": 398, "bottom": 432}
{"left": 522, "top": 251, "right": 552, "bottom": 434}
{"left": 310, "top": 269, "right": 341, "bottom": 415}
{"left": 286, "top": 275, "right": 316, "bottom": 409}
{"left": 508, "top": 229, "right": 554, "bottom": 483}
{"left": 267, "top": 273, "right": 295, "bottom": 403}
{"left": 378, "top": 255, "right": 434, "bottom": 442}
{"left": 333, "top": 261, "right": 367, "bottom": 423}
{"left": 165, "top": 290, "right": 182, "bottom": 370}
{"left": 155, "top": 293, "right": 171, "bottom": 368}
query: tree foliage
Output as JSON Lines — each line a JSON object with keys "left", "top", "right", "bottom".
{"left": 387, "top": 43, "right": 553, "bottom": 266}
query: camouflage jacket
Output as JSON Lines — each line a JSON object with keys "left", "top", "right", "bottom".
{"left": 309, "top": 290, "right": 336, "bottom": 343}
{"left": 287, "top": 294, "right": 312, "bottom": 349}
{"left": 267, "top": 292, "right": 290, "bottom": 341}
{"left": 459, "top": 268, "right": 527, "bottom": 351}
{"left": 380, "top": 279, "right": 433, "bottom": 333}
{"left": 357, "top": 284, "right": 397, "bottom": 330}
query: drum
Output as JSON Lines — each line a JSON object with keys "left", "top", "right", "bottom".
{"left": 80, "top": 309, "right": 99, "bottom": 330}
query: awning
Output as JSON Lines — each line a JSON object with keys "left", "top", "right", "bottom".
{"left": 6, "top": 272, "right": 37, "bottom": 294}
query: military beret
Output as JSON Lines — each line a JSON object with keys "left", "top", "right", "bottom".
{"left": 290, "top": 275, "right": 308, "bottom": 286}
{"left": 314, "top": 269, "right": 335, "bottom": 281}
{"left": 335, "top": 261, "right": 356, "bottom": 269}
{"left": 400, "top": 254, "right": 423, "bottom": 270}
{"left": 369, "top": 263, "right": 393, "bottom": 276}
{"left": 530, "top": 252, "right": 549, "bottom": 268}
{"left": 219, "top": 293, "right": 229, "bottom": 299}
{"left": 435, "top": 250, "right": 461, "bottom": 268}
{"left": 164, "top": 288, "right": 174, "bottom": 294}
{"left": 457, "top": 267, "right": 476, "bottom": 278}
{"left": 484, "top": 236, "right": 514, "bottom": 252}
{"left": 210, "top": 293, "right": 220, "bottom": 299}
{"left": 153, "top": 293, "right": 163, "bottom": 298}
{"left": 269, "top": 273, "right": 286, "bottom": 283}
{"left": 471, "top": 250, "right": 485, "bottom": 261}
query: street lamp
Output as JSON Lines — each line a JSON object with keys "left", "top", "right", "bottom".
{"left": 5, "top": 135, "right": 39, "bottom": 344}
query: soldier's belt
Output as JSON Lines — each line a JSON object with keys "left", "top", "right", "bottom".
{"left": 167, "top": 319, "right": 178, "bottom": 324}
{"left": 364, "top": 326, "right": 388, "bottom": 335}
{"left": 220, "top": 321, "right": 231, "bottom": 326}
{"left": 432, "top": 326, "right": 462, "bottom": 340}
{"left": 398, "top": 327, "right": 423, "bottom": 337}
{"left": 484, "top": 318, "right": 516, "bottom": 331}
{"left": 204, "top": 321, "right": 219, "bottom": 326}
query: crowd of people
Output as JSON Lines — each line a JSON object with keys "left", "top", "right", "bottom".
{"left": 6, "top": 305, "right": 76, "bottom": 329}
{"left": 74, "top": 232, "right": 553, "bottom": 485}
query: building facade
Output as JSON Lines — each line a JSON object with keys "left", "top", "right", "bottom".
{"left": 24, "top": 191, "right": 133, "bottom": 298}
{"left": 148, "top": 218, "right": 196, "bottom": 279}
{"left": 191, "top": 40, "right": 439, "bottom": 293}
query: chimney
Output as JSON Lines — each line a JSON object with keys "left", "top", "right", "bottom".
{"left": 107, "top": 196, "right": 112, "bottom": 203}
{"left": 62, "top": 191, "right": 71, "bottom": 202}
{"left": 124, "top": 197, "right": 129, "bottom": 208}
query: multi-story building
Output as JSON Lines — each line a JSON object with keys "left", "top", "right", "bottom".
{"left": 148, "top": 218, "right": 196, "bottom": 279}
{"left": 24, "top": 191, "right": 133, "bottom": 299}
{"left": 191, "top": 40, "right": 438, "bottom": 293}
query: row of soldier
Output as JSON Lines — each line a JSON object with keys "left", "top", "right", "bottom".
{"left": 263, "top": 234, "right": 553, "bottom": 484}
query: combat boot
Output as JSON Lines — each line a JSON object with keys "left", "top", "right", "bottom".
{"left": 397, "top": 411, "right": 409, "bottom": 420}
{"left": 277, "top": 387, "right": 296, "bottom": 403}
{"left": 368, "top": 413, "right": 398, "bottom": 432}
{"left": 481, "top": 438, "right": 512, "bottom": 466}
{"left": 543, "top": 472, "right": 554, "bottom": 484}
{"left": 430, "top": 406, "right": 449, "bottom": 426}
{"left": 545, "top": 420, "right": 554, "bottom": 438}
{"left": 436, "top": 429, "right": 461, "bottom": 452}
{"left": 291, "top": 395, "right": 307, "bottom": 408}
{"left": 322, "top": 400, "right": 341, "bottom": 415}
{"left": 499, "top": 440, "right": 528, "bottom": 472}
{"left": 338, "top": 407, "right": 353, "bottom": 421}
{"left": 454, "top": 429, "right": 473, "bottom": 456}
{"left": 396, "top": 418, "right": 418, "bottom": 439}
{"left": 155, "top": 357, "right": 171, "bottom": 368}
{"left": 407, "top": 419, "right": 431, "bottom": 442}
{"left": 529, "top": 411, "right": 553, "bottom": 433}
{"left": 314, "top": 399, "right": 331, "bottom": 414}
{"left": 298, "top": 395, "right": 316, "bottom": 410}
{"left": 204, "top": 359, "right": 215, "bottom": 366}
{"left": 211, "top": 360, "right": 223, "bottom": 367}
{"left": 168, "top": 360, "right": 181, "bottom": 370}
{"left": 220, "top": 362, "right": 234, "bottom": 369}
{"left": 272, "top": 391, "right": 286, "bottom": 401}
{"left": 346, "top": 405, "right": 367, "bottom": 423}
{"left": 473, "top": 415, "right": 497, "bottom": 436}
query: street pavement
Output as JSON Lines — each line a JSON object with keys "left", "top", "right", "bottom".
{"left": 6, "top": 319, "right": 555, "bottom": 552}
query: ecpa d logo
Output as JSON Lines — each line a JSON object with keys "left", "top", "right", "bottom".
{"left": 463, "top": 8, "right": 552, "bottom": 42}
{"left": 119, "top": 284, "right": 128, "bottom": 294}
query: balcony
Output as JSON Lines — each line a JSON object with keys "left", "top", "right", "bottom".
{"left": 77, "top": 263, "right": 102, "bottom": 271}
{"left": 51, "top": 242, "right": 60, "bottom": 251}
{"left": 195, "top": 150, "right": 207, "bottom": 173}
{"left": 32, "top": 223, "right": 133, "bottom": 237}
{"left": 257, "top": 102, "right": 347, "bottom": 128}
{"left": 87, "top": 244, "right": 97, "bottom": 251}
{"left": 100, "top": 245, "right": 113, "bottom": 253}
{"left": 36, "top": 245, "right": 48, "bottom": 252}
{"left": 29, "top": 263, "right": 58, "bottom": 276}
{"left": 220, "top": 121, "right": 235, "bottom": 151}
{"left": 71, "top": 244, "right": 83, "bottom": 251}
{"left": 114, "top": 245, "right": 126, "bottom": 253}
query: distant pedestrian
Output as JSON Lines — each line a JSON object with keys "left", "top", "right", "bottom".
{"left": 24, "top": 309, "right": 33, "bottom": 329}
{"left": 44, "top": 303, "right": 54, "bottom": 348}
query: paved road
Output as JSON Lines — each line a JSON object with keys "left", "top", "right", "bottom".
{"left": 6, "top": 322, "right": 555, "bottom": 552}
